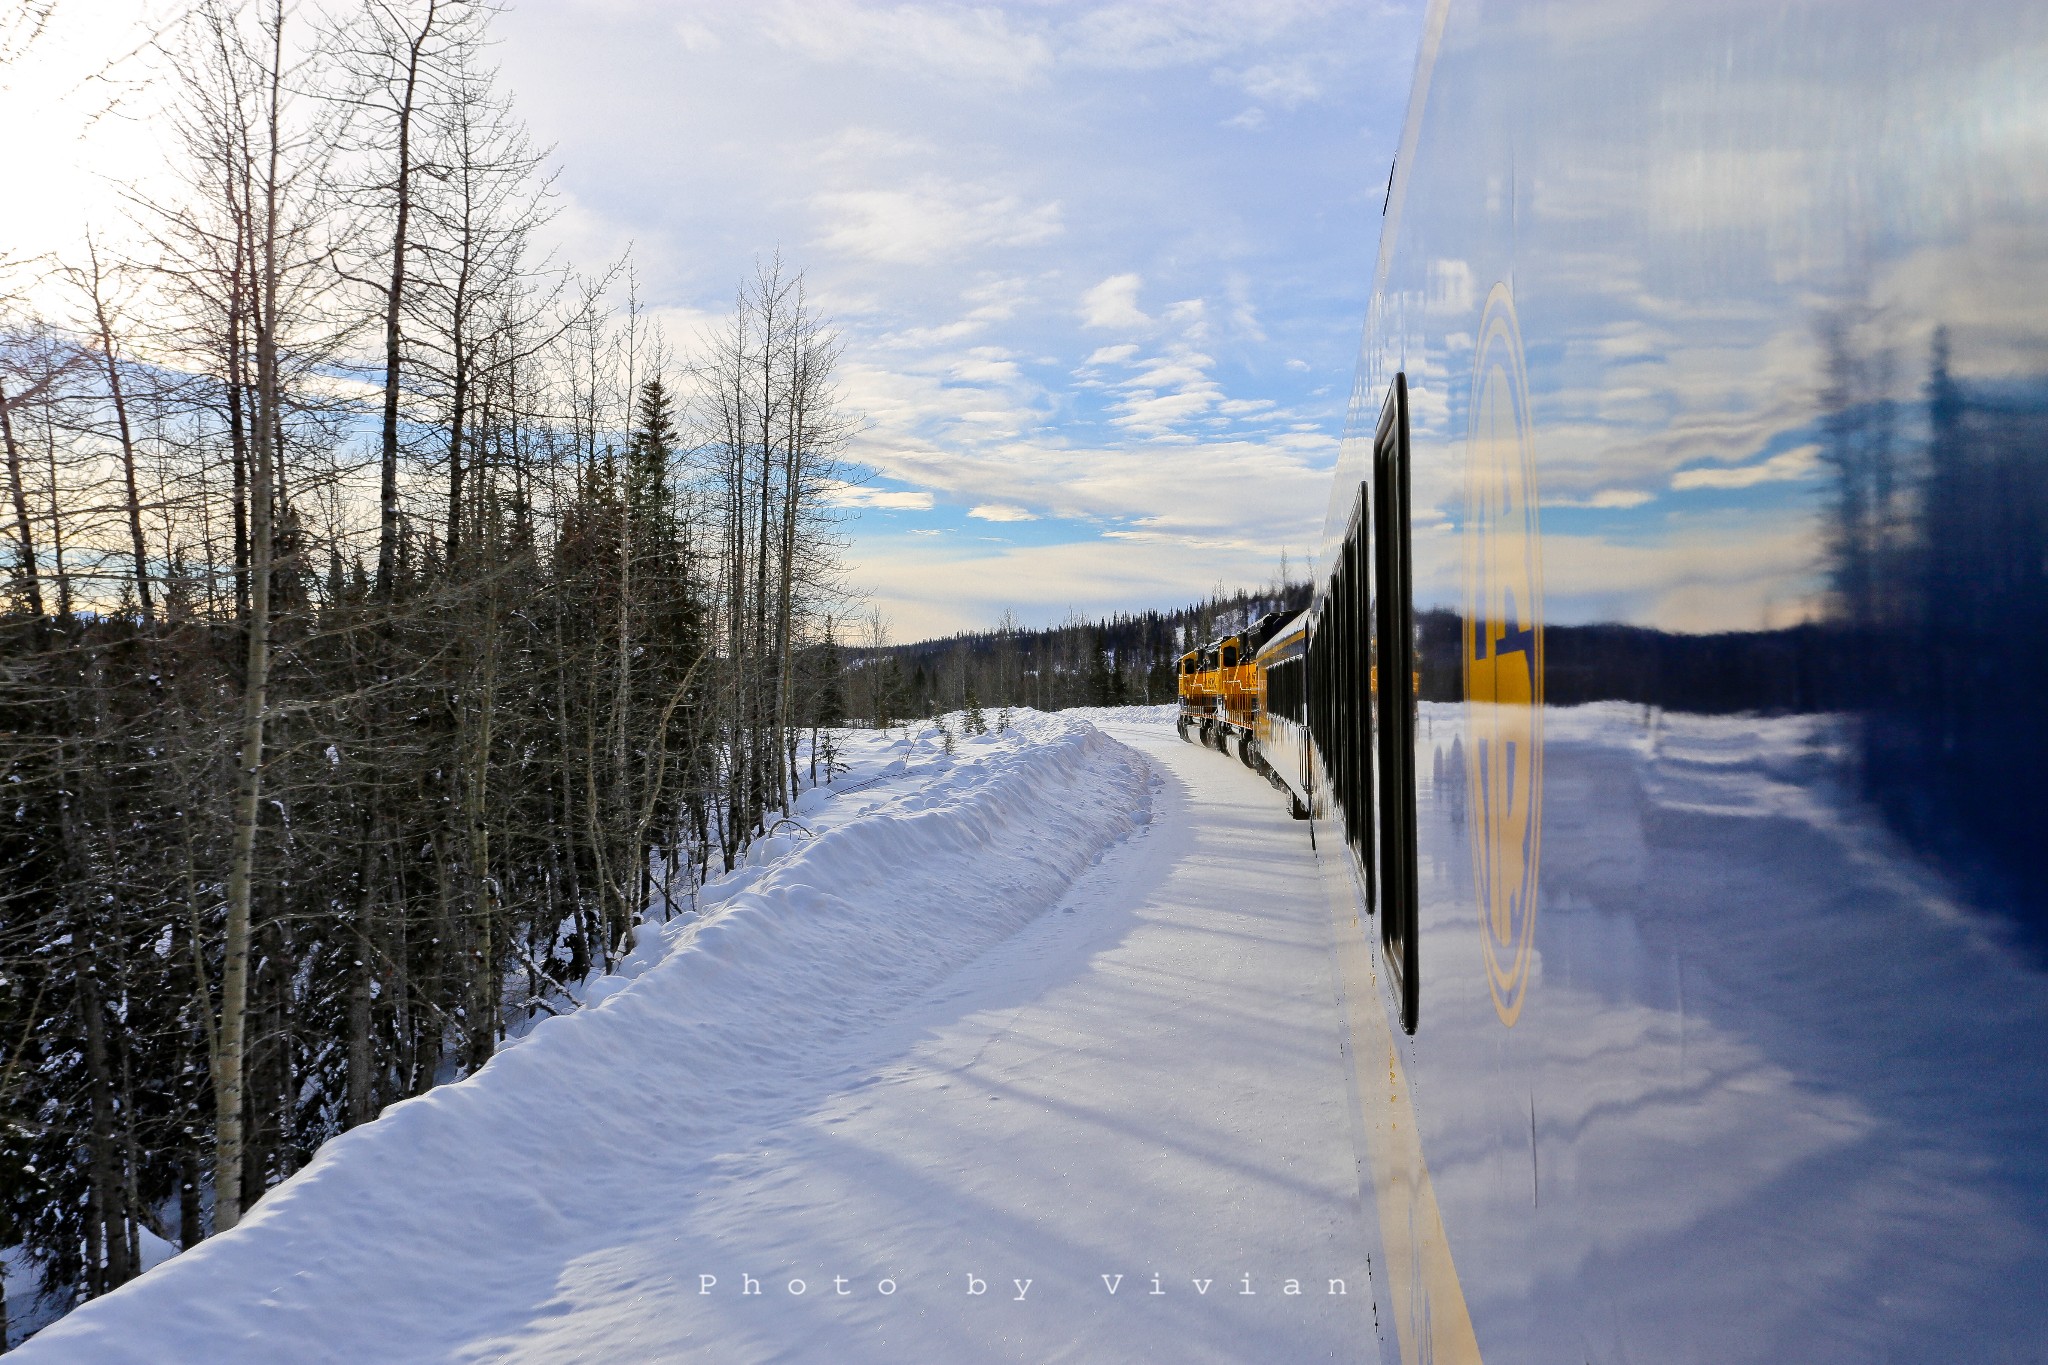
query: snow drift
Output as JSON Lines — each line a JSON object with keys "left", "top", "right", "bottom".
{"left": 20, "top": 713, "right": 1152, "bottom": 1363}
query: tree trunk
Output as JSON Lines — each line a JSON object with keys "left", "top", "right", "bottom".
{"left": 39, "top": 403, "right": 70, "bottom": 619}
{"left": 346, "top": 811, "right": 378, "bottom": 1128}
{"left": 611, "top": 453, "right": 635, "bottom": 946}
{"left": 75, "top": 903, "right": 136, "bottom": 1292}
{"left": 772, "top": 315, "right": 807, "bottom": 811}
{"left": 223, "top": 261, "right": 254, "bottom": 625}
{"left": 0, "top": 378, "right": 44, "bottom": 618}
{"left": 214, "top": 3, "right": 288, "bottom": 1232}
{"left": 377, "top": 2, "right": 442, "bottom": 599}
{"left": 84, "top": 241, "right": 154, "bottom": 621}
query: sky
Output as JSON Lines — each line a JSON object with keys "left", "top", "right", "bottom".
{"left": 0, "top": 0, "right": 1425, "bottom": 643}
{"left": 490, "top": 1, "right": 1427, "bottom": 640}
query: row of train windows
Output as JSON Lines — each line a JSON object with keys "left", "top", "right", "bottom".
{"left": 1266, "top": 655, "right": 1307, "bottom": 724}
{"left": 1303, "top": 373, "right": 1420, "bottom": 1034}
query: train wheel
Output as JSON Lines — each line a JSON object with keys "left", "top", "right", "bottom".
{"left": 1176, "top": 715, "right": 1192, "bottom": 743}
{"left": 1239, "top": 736, "right": 1260, "bottom": 770}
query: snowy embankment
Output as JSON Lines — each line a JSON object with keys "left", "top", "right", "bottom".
{"left": 21, "top": 713, "right": 1151, "bottom": 1364}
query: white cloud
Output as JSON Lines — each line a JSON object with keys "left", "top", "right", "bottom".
{"left": 1109, "top": 359, "right": 1218, "bottom": 434}
{"left": 763, "top": 0, "right": 1053, "bottom": 88}
{"left": 1671, "top": 444, "right": 1820, "bottom": 491}
{"left": 870, "top": 279, "right": 1035, "bottom": 350}
{"left": 1080, "top": 273, "right": 1151, "bottom": 331}
{"left": 1547, "top": 488, "right": 1657, "bottom": 509}
{"left": 1059, "top": 2, "right": 1370, "bottom": 72}
{"left": 814, "top": 181, "right": 1063, "bottom": 264}
{"left": 812, "top": 126, "right": 937, "bottom": 165}
{"left": 1427, "top": 259, "right": 1475, "bottom": 316}
{"left": 1112, "top": 389, "right": 1216, "bottom": 435}
{"left": 851, "top": 427, "right": 1330, "bottom": 542}
{"left": 968, "top": 504, "right": 1040, "bottom": 522}
{"left": 1223, "top": 59, "right": 1322, "bottom": 109}
{"left": 1162, "top": 297, "right": 1209, "bottom": 340}
{"left": 950, "top": 348, "right": 1023, "bottom": 384}
{"left": 826, "top": 484, "right": 937, "bottom": 510}
{"left": 1077, "top": 296, "right": 1245, "bottom": 439}
{"left": 1223, "top": 107, "right": 1267, "bottom": 131}
{"left": 876, "top": 318, "right": 987, "bottom": 350}
{"left": 1124, "top": 351, "right": 1212, "bottom": 391}
{"left": 1225, "top": 281, "right": 1265, "bottom": 341}
{"left": 673, "top": 19, "right": 721, "bottom": 53}
{"left": 1516, "top": 512, "right": 1825, "bottom": 634}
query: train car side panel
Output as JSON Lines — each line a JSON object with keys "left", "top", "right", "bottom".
{"left": 1320, "top": 1, "right": 2048, "bottom": 1361}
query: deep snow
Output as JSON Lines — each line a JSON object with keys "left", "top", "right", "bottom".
{"left": 19, "top": 708, "right": 1375, "bottom": 1363}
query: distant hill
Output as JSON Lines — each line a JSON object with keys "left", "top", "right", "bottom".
{"left": 850, "top": 584, "right": 1313, "bottom": 724}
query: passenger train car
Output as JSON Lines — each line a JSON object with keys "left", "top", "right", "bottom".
{"left": 1184, "top": 1, "right": 2048, "bottom": 1360}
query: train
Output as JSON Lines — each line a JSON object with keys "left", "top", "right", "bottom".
{"left": 1174, "top": 613, "right": 1309, "bottom": 818}
{"left": 1180, "top": 2, "right": 2048, "bottom": 1361}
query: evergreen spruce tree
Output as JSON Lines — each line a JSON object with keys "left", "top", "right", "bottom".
{"left": 1087, "top": 632, "right": 1117, "bottom": 706}
{"left": 807, "top": 624, "right": 847, "bottom": 784}
{"left": 626, "top": 377, "right": 679, "bottom": 514}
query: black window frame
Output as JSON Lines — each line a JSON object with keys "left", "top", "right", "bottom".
{"left": 1372, "top": 373, "right": 1420, "bottom": 1034}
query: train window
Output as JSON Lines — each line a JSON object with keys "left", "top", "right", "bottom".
{"left": 1372, "top": 372, "right": 1419, "bottom": 1034}
{"left": 1343, "top": 485, "right": 1376, "bottom": 912}
{"left": 1221, "top": 642, "right": 1237, "bottom": 668}
{"left": 1347, "top": 489, "right": 1375, "bottom": 890}
{"left": 1268, "top": 656, "right": 1306, "bottom": 723}
{"left": 1309, "top": 483, "right": 1377, "bottom": 919}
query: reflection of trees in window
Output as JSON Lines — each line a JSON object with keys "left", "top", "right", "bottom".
{"left": 1858, "top": 327, "right": 2048, "bottom": 929}
{"left": 1414, "top": 610, "right": 1830, "bottom": 714}
{"left": 1818, "top": 310, "right": 1907, "bottom": 644}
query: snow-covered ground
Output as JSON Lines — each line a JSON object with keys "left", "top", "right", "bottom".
{"left": 20, "top": 708, "right": 1375, "bottom": 1363}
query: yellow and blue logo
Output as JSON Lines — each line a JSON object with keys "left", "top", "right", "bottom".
{"left": 1462, "top": 282, "right": 1544, "bottom": 1029}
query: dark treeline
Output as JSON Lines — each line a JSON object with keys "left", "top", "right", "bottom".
{"left": 1415, "top": 612, "right": 1835, "bottom": 712}
{"left": 856, "top": 584, "right": 1313, "bottom": 724}
{"left": 0, "top": 1, "right": 851, "bottom": 1341}
{"left": 1838, "top": 329, "right": 2047, "bottom": 934}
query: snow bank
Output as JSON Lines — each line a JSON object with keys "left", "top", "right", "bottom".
{"left": 20, "top": 713, "right": 1151, "bottom": 1364}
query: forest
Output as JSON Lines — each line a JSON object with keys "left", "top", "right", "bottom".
{"left": 855, "top": 585, "right": 1313, "bottom": 725}
{"left": 0, "top": 0, "right": 863, "bottom": 1339}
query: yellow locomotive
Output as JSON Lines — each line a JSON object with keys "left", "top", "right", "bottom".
{"left": 1177, "top": 605, "right": 1420, "bottom": 829}
{"left": 1176, "top": 612, "right": 1314, "bottom": 820}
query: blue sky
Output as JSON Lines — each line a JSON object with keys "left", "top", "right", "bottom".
{"left": 2, "top": 0, "right": 1426, "bottom": 642}
{"left": 494, "top": 0, "right": 1427, "bottom": 639}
